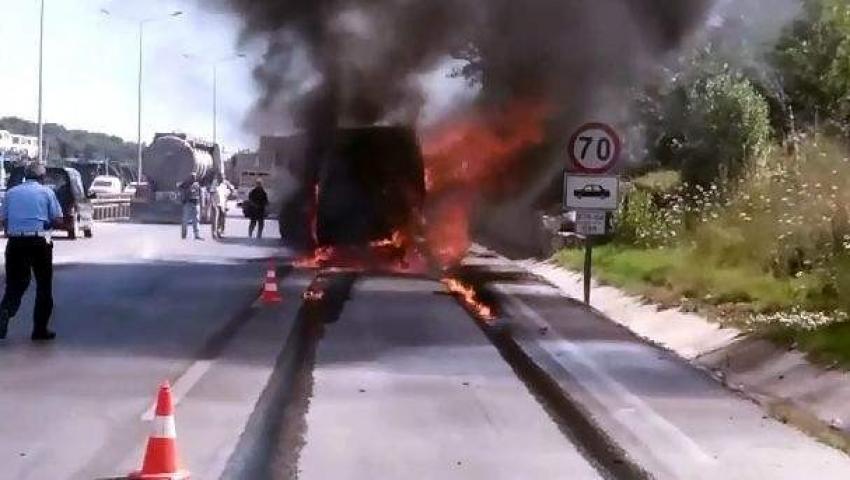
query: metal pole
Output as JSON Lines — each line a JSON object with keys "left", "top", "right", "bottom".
{"left": 213, "top": 64, "right": 218, "bottom": 146}
{"left": 583, "top": 236, "right": 593, "bottom": 305}
{"left": 37, "top": 0, "right": 45, "bottom": 164}
{"left": 136, "top": 22, "right": 144, "bottom": 183}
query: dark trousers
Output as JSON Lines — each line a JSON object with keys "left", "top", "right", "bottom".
{"left": 1, "top": 237, "right": 54, "bottom": 333}
{"left": 249, "top": 216, "right": 265, "bottom": 239}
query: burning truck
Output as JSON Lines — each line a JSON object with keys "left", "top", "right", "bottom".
{"left": 269, "top": 126, "right": 427, "bottom": 270}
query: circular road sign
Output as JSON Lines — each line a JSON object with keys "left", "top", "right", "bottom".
{"left": 568, "top": 122, "right": 622, "bottom": 173}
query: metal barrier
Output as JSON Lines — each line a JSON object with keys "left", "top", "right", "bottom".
{"left": 91, "top": 193, "right": 134, "bottom": 221}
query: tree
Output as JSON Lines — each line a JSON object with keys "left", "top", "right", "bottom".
{"left": 776, "top": 0, "right": 850, "bottom": 133}
{"left": 0, "top": 117, "right": 137, "bottom": 164}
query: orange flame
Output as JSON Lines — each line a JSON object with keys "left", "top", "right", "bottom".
{"left": 294, "top": 246, "right": 335, "bottom": 269}
{"left": 369, "top": 230, "right": 407, "bottom": 249}
{"left": 293, "top": 100, "right": 547, "bottom": 274}
{"left": 422, "top": 99, "right": 548, "bottom": 268}
{"left": 443, "top": 278, "right": 495, "bottom": 322}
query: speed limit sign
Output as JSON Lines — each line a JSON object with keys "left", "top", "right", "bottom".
{"left": 568, "top": 122, "right": 622, "bottom": 173}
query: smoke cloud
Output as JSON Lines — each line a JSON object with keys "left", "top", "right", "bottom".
{"left": 210, "top": 0, "right": 715, "bottom": 134}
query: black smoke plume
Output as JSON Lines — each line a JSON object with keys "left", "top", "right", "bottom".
{"left": 212, "top": 0, "right": 715, "bottom": 133}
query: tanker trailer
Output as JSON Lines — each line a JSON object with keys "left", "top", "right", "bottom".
{"left": 133, "top": 133, "right": 222, "bottom": 224}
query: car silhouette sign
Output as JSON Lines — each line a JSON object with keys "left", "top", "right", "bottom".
{"left": 573, "top": 184, "right": 611, "bottom": 199}
{"left": 565, "top": 175, "right": 619, "bottom": 210}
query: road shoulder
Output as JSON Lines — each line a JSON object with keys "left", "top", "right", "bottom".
{"left": 521, "top": 254, "right": 850, "bottom": 452}
{"left": 465, "top": 245, "right": 850, "bottom": 479}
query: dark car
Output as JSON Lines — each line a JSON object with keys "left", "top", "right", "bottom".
{"left": 574, "top": 184, "right": 611, "bottom": 199}
{"left": 8, "top": 166, "right": 94, "bottom": 239}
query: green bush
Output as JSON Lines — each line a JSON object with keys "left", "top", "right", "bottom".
{"left": 681, "top": 71, "right": 774, "bottom": 185}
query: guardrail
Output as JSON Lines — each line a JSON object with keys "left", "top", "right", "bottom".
{"left": 90, "top": 193, "right": 134, "bottom": 221}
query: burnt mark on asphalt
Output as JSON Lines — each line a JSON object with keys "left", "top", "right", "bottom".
{"left": 221, "top": 271, "right": 358, "bottom": 480}
{"left": 302, "top": 271, "right": 358, "bottom": 325}
{"left": 200, "top": 264, "right": 296, "bottom": 362}
{"left": 449, "top": 260, "right": 650, "bottom": 480}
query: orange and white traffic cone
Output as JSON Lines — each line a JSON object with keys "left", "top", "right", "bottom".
{"left": 129, "top": 382, "right": 190, "bottom": 480}
{"left": 261, "top": 261, "right": 282, "bottom": 304}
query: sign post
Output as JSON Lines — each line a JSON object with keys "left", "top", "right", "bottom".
{"left": 566, "top": 122, "right": 622, "bottom": 305}
{"left": 584, "top": 236, "right": 593, "bottom": 305}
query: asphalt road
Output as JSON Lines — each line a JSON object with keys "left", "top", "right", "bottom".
{"left": 296, "top": 276, "right": 601, "bottom": 479}
{"left": 1, "top": 219, "right": 849, "bottom": 479}
{"left": 463, "top": 246, "right": 850, "bottom": 480}
{"left": 0, "top": 218, "right": 294, "bottom": 480}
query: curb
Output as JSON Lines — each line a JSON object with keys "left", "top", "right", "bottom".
{"left": 524, "top": 258, "right": 850, "bottom": 456}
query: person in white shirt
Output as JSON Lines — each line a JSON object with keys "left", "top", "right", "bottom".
{"left": 210, "top": 177, "right": 234, "bottom": 240}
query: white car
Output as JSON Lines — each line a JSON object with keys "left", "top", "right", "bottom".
{"left": 88, "top": 175, "right": 123, "bottom": 197}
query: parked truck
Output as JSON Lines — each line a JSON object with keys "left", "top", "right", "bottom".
{"left": 133, "top": 133, "right": 222, "bottom": 223}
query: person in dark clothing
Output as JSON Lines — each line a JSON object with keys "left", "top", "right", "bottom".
{"left": 247, "top": 179, "right": 269, "bottom": 239}
{"left": 0, "top": 163, "right": 64, "bottom": 341}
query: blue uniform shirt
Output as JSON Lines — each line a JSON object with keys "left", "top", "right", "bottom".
{"left": 1, "top": 180, "right": 64, "bottom": 234}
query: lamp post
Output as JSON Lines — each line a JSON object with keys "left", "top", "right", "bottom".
{"left": 37, "top": 0, "right": 45, "bottom": 164}
{"left": 182, "top": 53, "right": 246, "bottom": 147}
{"left": 101, "top": 8, "right": 183, "bottom": 182}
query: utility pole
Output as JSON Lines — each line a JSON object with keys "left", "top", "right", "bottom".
{"left": 137, "top": 21, "right": 144, "bottom": 182}
{"left": 182, "top": 53, "right": 245, "bottom": 148}
{"left": 37, "top": 0, "right": 45, "bottom": 164}
{"left": 213, "top": 64, "right": 218, "bottom": 147}
{"left": 100, "top": 9, "right": 182, "bottom": 182}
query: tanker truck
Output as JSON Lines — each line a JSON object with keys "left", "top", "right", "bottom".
{"left": 132, "top": 133, "right": 222, "bottom": 224}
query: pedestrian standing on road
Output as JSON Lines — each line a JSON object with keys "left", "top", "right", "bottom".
{"left": 211, "top": 177, "right": 234, "bottom": 240}
{"left": 247, "top": 179, "right": 269, "bottom": 239}
{"left": 0, "top": 163, "right": 64, "bottom": 341}
{"left": 178, "top": 172, "right": 203, "bottom": 240}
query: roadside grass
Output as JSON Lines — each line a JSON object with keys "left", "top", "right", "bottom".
{"left": 554, "top": 244, "right": 686, "bottom": 293}
{"left": 554, "top": 244, "right": 798, "bottom": 312}
{"left": 766, "top": 322, "right": 850, "bottom": 369}
{"left": 554, "top": 244, "right": 850, "bottom": 366}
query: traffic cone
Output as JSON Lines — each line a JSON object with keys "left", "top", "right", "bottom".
{"left": 261, "top": 261, "right": 282, "bottom": 304}
{"left": 129, "top": 382, "right": 190, "bottom": 480}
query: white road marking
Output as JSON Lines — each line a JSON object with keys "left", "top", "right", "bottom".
{"left": 139, "top": 294, "right": 281, "bottom": 422}
{"left": 141, "top": 360, "right": 214, "bottom": 421}
{"left": 492, "top": 284, "right": 716, "bottom": 471}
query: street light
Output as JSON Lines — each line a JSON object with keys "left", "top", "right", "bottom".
{"left": 101, "top": 8, "right": 183, "bottom": 182}
{"left": 37, "top": 0, "right": 45, "bottom": 164}
{"left": 182, "top": 53, "right": 247, "bottom": 147}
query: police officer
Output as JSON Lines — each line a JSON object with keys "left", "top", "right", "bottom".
{"left": 0, "top": 163, "right": 64, "bottom": 341}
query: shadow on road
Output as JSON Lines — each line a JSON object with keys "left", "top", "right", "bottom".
{"left": 0, "top": 260, "right": 284, "bottom": 365}
{"left": 216, "top": 236, "right": 282, "bottom": 248}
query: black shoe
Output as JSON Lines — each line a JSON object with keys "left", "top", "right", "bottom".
{"left": 31, "top": 330, "right": 56, "bottom": 342}
{"left": 0, "top": 311, "right": 9, "bottom": 340}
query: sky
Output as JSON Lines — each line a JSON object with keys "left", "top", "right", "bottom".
{"left": 0, "top": 0, "right": 261, "bottom": 152}
{"left": 0, "top": 0, "right": 474, "bottom": 155}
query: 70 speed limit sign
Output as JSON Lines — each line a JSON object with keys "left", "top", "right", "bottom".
{"left": 568, "top": 122, "right": 622, "bottom": 174}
